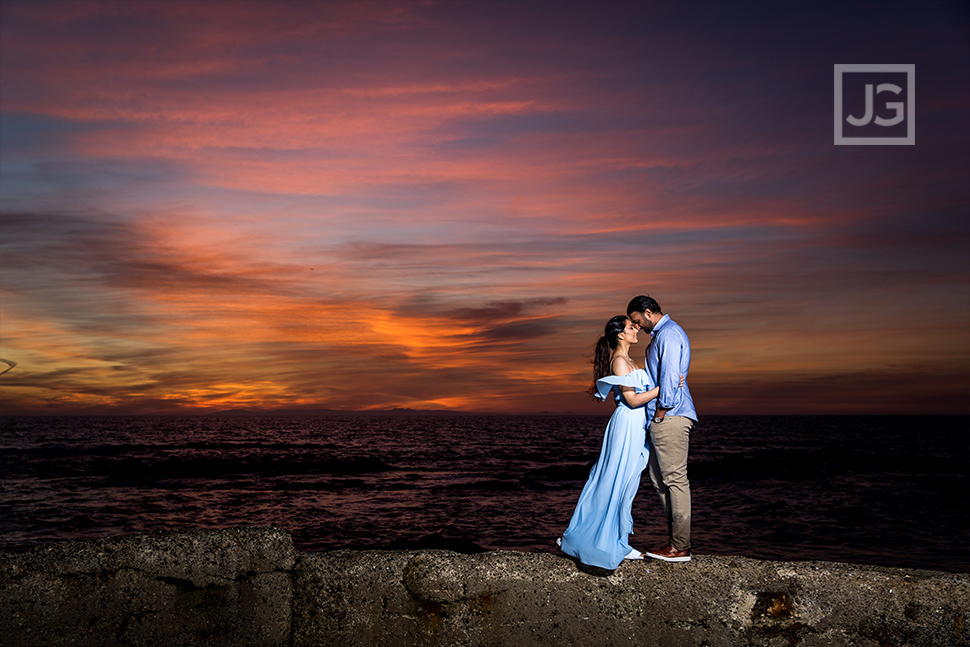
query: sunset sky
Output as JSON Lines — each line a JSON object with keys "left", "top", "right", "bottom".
{"left": 1, "top": 0, "right": 968, "bottom": 415}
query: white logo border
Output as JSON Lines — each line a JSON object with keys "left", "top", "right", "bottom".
{"left": 834, "top": 64, "right": 915, "bottom": 145}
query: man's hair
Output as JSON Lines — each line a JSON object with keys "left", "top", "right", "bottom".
{"left": 627, "top": 295, "right": 662, "bottom": 316}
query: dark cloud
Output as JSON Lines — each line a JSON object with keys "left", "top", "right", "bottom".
{"left": 442, "top": 298, "right": 567, "bottom": 323}
{"left": 0, "top": 210, "right": 298, "bottom": 298}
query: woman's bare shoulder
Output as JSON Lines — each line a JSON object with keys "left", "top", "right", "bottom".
{"left": 610, "top": 356, "right": 638, "bottom": 377}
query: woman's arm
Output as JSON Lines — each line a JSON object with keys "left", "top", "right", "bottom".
{"left": 618, "top": 374, "right": 684, "bottom": 408}
{"left": 619, "top": 385, "right": 660, "bottom": 408}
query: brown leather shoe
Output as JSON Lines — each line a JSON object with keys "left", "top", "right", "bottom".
{"left": 645, "top": 545, "right": 691, "bottom": 562}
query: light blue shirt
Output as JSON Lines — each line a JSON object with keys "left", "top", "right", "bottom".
{"left": 645, "top": 314, "right": 697, "bottom": 422}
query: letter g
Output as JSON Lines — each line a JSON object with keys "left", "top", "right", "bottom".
{"left": 875, "top": 83, "right": 904, "bottom": 127}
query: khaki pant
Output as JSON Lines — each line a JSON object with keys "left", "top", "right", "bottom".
{"left": 648, "top": 415, "right": 693, "bottom": 551}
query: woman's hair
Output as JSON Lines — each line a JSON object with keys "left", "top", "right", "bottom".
{"left": 587, "top": 315, "right": 630, "bottom": 398}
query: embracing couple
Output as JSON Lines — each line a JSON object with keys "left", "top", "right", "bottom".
{"left": 559, "top": 295, "right": 696, "bottom": 571}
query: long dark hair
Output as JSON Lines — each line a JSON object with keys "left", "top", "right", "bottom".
{"left": 587, "top": 315, "right": 629, "bottom": 398}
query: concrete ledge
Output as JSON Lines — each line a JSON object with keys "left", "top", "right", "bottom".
{"left": 2, "top": 527, "right": 967, "bottom": 647}
{"left": 1, "top": 527, "right": 294, "bottom": 647}
{"left": 295, "top": 549, "right": 969, "bottom": 647}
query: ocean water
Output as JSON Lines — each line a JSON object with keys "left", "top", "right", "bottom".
{"left": 1, "top": 414, "right": 967, "bottom": 573}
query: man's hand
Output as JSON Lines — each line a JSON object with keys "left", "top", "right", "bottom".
{"left": 653, "top": 375, "right": 683, "bottom": 423}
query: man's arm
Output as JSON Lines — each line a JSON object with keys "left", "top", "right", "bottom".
{"left": 653, "top": 331, "right": 684, "bottom": 421}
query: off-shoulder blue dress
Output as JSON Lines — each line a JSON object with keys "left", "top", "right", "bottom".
{"left": 560, "top": 369, "right": 653, "bottom": 570}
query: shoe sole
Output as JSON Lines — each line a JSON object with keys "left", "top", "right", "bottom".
{"left": 645, "top": 552, "right": 691, "bottom": 562}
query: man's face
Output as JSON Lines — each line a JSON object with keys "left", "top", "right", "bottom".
{"left": 629, "top": 311, "right": 656, "bottom": 333}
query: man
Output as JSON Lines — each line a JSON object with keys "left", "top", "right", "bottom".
{"left": 627, "top": 295, "right": 696, "bottom": 563}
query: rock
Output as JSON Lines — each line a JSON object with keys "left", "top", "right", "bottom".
{"left": 0, "top": 527, "right": 295, "bottom": 647}
{"left": 293, "top": 549, "right": 418, "bottom": 647}
{"left": 294, "top": 550, "right": 970, "bottom": 647}
{"left": 3, "top": 528, "right": 968, "bottom": 647}
{"left": 386, "top": 531, "right": 488, "bottom": 554}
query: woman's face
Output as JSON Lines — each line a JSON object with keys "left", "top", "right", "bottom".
{"left": 619, "top": 318, "right": 640, "bottom": 345}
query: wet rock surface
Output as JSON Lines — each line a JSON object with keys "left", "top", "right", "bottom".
{"left": 2, "top": 527, "right": 967, "bottom": 646}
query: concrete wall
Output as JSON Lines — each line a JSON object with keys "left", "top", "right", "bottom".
{"left": 1, "top": 527, "right": 967, "bottom": 647}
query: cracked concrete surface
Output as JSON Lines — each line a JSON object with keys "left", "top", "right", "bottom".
{"left": 2, "top": 527, "right": 967, "bottom": 646}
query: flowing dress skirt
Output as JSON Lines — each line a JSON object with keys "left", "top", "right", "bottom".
{"left": 560, "top": 372, "right": 650, "bottom": 570}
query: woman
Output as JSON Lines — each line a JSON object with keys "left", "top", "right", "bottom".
{"left": 559, "top": 315, "right": 665, "bottom": 570}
